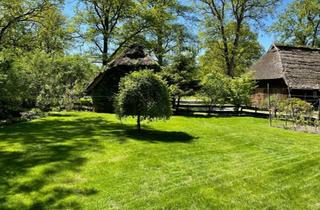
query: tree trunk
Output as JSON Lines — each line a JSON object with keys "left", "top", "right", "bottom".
{"left": 176, "top": 97, "right": 181, "bottom": 112}
{"left": 172, "top": 98, "right": 176, "bottom": 109}
{"left": 311, "top": 21, "right": 320, "bottom": 47}
{"left": 220, "top": 24, "right": 232, "bottom": 77}
{"left": 102, "top": 34, "right": 109, "bottom": 66}
{"left": 229, "top": 22, "right": 242, "bottom": 78}
{"left": 156, "top": 34, "right": 164, "bottom": 66}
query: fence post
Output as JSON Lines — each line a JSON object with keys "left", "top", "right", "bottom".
{"left": 267, "top": 83, "right": 272, "bottom": 126}
{"left": 318, "top": 97, "right": 320, "bottom": 120}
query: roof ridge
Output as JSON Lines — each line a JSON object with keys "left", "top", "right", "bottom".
{"left": 273, "top": 44, "right": 291, "bottom": 88}
{"left": 273, "top": 43, "right": 320, "bottom": 51}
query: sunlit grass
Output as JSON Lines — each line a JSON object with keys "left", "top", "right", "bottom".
{"left": 0, "top": 112, "right": 319, "bottom": 209}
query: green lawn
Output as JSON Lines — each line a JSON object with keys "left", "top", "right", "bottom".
{"left": 0, "top": 112, "right": 319, "bottom": 210}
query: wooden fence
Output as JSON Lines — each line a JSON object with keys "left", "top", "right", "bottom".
{"left": 174, "top": 100, "right": 268, "bottom": 117}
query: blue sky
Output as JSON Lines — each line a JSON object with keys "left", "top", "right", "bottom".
{"left": 259, "top": 0, "right": 293, "bottom": 50}
{"left": 62, "top": 0, "right": 294, "bottom": 51}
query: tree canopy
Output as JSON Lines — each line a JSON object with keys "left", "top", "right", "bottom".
{"left": 270, "top": 0, "right": 320, "bottom": 47}
{"left": 115, "top": 70, "right": 172, "bottom": 131}
{"left": 160, "top": 51, "right": 200, "bottom": 106}
{"left": 197, "top": 0, "right": 279, "bottom": 77}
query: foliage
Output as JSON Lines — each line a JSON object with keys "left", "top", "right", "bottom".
{"left": 270, "top": 0, "right": 320, "bottom": 47}
{"left": 21, "top": 108, "right": 47, "bottom": 121}
{"left": 19, "top": 51, "right": 99, "bottom": 111}
{"left": 226, "top": 73, "right": 256, "bottom": 111}
{"left": 0, "top": 0, "right": 69, "bottom": 53}
{"left": 80, "top": 97, "right": 93, "bottom": 107}
{"left": 197, "top": 0, "right": 278, "bottom": 76}
{"left": 160, "top": 52, "right": 200, "bottom": 104}
{"left": 199, "top": 23, "right": 262, "bottom": 77}
{"left": 278, "top": 98, "right": 314, "bottom": 128}
{"left": 114, "top": 70, "right": 172, "bottom": 131}
{"left": 200, "top": 73, "right": 229, "bottom": 108}
{"left": 0, "top": 49, "right": 31, "bottom": 119}
{"left": 0, "top": 49, "right": 99, "bottom": 118}
{"left": 199, "top": 72, "right": 256, "bottom": 111}
{"left": 258, "top": 94, "right": 286, "bottom": 116}
{"left": 73, "top": 0, "right": 162, "bottom": 65}
{"left": 140, "top": 1, "right": 196, "bottom": 66}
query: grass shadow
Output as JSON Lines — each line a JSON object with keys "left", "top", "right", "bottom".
{"left": 0, "top": 113, "right": 195, "bottom": 208}
{"left": 0, "top": 117, "right": 108, "bottom": 209}
{"left": 124, "top": 129, "right": 195, "bottom": 143}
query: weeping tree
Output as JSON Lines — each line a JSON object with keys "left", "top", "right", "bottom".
{"left": 114, "top": 70, "right": 172, "bottom": 131}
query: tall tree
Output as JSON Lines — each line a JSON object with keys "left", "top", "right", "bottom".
{"left": 34, "top": 5, "right": 71, "bottom": 54}
{"left": 0, "top": 0, "right": 48, "bottom": 48}
{"left": 141, "top": 0, "right": 194, "bottom": 66}
{"left": 0, "top": 0, "right": 68, "bottom": 53}
{"left": 270, "top": 0, "right": 320, "bottom": 47}
{"left": 197, "top": 0, "right": 279, "bottom": 77}
{"left": 160, "top": 51, "right": 200, "bottom": 108}
{"left": 199, "top": 23, "right": 262, "bottom": 77}
{"left": 74, "top": 0, "right": 155, "bottom": 66}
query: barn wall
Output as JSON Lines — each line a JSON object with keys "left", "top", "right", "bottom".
{"left": 252, "top": 79, "right": 288, "bottom": 107}
{"left": 252, "top": 79, "right": 319, "bottom": 107}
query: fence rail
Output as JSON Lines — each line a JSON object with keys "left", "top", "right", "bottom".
{"left": 174, "top": 100, "right": 269, "bottom": 117}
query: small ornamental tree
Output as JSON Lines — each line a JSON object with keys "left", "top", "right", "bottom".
{"left": 200, "top": 73, "right": 228, "bottom": 114}
{"left": 227, "top": 73, "right": 256, "bottom": 112}
{"left": 114, "top": 70, "right": 172, "bottom": 131}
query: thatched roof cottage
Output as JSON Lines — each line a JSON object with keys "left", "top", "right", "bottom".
{"left": 86, "top": 45, "right": 160, "bottom": 113}
{"left": 251, "top": 44, "right": 320, "bottom": 105}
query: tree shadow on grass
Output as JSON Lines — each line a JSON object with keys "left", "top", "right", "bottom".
{"left": 0, "top": 117, "right": 112, "bottom": 209}
{"left": 124, "top": 129, "right": 195, "bottom": 143}
{"left": 0, "top": 114, "right": 195, "bottom": 209}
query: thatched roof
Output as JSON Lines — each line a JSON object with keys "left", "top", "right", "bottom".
{"left": 86, "top": 45, "right": 159, "bottom": 94}
{"left": 251, "top": 44, "right": 320, "bottom": 90}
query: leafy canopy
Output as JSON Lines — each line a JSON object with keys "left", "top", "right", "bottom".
{"left": 197, "top": 0, "right": 278, "bottom": 76}
{"left": 115, "top": 70, "right": 172, "bottom": 130}
{"left": 270, "top": 0, "right": 320, "bottom": 47}
{"left": 200, "top": 73, "right": 229, "bottom": 105}
{"left": 199, "top": 72, "right": 256, "bottom": 111}
{"left": 227, "top": 72, "right": 256, "bottom": 110}
{"left": 160, "top": 51, "right": 200, "bottom": 100}
{"left": 199, "top": 23, "right": 262, "bottom": 77}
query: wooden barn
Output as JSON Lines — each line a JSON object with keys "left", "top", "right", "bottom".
{"left": 251, "top": 44, "right": 320, "bottom": 106}
{"left": 86, "top": 45, "right": 160, "bottom": 113}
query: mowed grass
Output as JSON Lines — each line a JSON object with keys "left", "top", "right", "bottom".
{"left": 0, "top": 112, "right": 319, "bottom": 210}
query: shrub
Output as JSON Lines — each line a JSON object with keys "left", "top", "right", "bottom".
{"left": 21, "top": 108, "right": 47, "bottom": 121}
{"left": 226, "top": 73, "right": 256, "bottom": 111}
{"left": 114, "top": 70, "right": 172, "bottom": 131}
{"left": 80, "top": 97, "right": 93, "bottom": 107}
{"left": 200, "top": 73, "right": 228, "bottom": 113}
{"left": 278, "top": 98, "right": 313, "bottom": 128}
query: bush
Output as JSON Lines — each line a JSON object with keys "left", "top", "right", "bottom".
{"left": 0, "top": 49, "right": 99, "bottom": 115}
{"left": 21, "top": 108, "right": 47, "bottom": 121}
{"left": 114, "top": 70, "right": 172, "bottom": 131}
{"left": 80, "top": 97, "right": 93, "bottom": 107}
{"left": 227, "top": 73, "right": 256, "bottom": 111}
{"left": 278, "top": 98, "right": 313, "bottom": 128}
{"left": 200, "top": 73, "right": 228, "bottom": 113}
